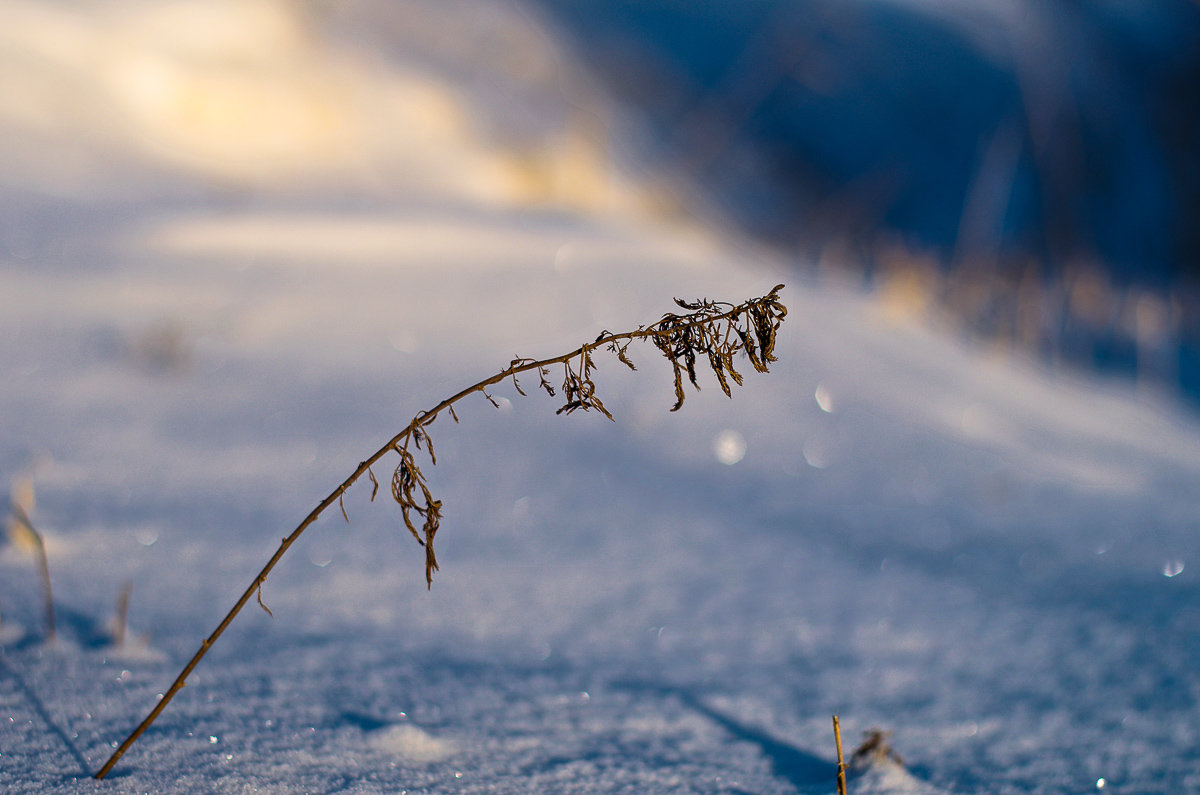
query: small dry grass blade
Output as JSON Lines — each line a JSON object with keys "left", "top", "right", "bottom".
{"left": 7, "top": 493, "right": 55, "bottom": 644}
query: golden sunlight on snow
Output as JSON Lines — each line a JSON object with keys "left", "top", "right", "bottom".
{"left": 0, "top": 0, "right": 652, "bottom": 212}
{"left": 98, "top": 0, "right": 481, "bottom": 186}
{"left": 126, "top": 210, "right": 731, "bottom": 272}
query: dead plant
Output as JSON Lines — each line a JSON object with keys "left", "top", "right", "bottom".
{"left": 112, "top": 581, "right": 133, "bottom": 648}
{"left": 94, "top": 284, "right": 787, "bottom": 778}
{"left": 7, "top": 479, "right": 55, "bottom": 644}
{"left": 833, "top": 715, "right": 848, "bottom": 795}
{"left": 850, "top": 727, "right": 905, "bottom": 769}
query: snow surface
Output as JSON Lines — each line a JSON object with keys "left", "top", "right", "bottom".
{"left": 3, "top": 2, "right": 1200, "bottom": 793}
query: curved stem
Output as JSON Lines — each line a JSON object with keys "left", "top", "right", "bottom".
{"left": 94, "top": 287, "right": 784, "bottom": 778}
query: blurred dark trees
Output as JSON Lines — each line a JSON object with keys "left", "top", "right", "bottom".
{"left": 536, "top": 0, "right": 1200, "bottom": 397}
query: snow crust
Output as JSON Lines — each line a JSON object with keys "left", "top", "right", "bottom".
{"left": 2, "top": 2, "right": 1198, "bottom": 793}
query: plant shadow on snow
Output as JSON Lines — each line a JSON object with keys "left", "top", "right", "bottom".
{"left": 0, "top": 655, "right": 92, "bottom": 780}
{"left": 612, "top": 678, "right": 836, "bottom": 792}
{"left": 0, "top": 601, "right": 113, "bottom": 655}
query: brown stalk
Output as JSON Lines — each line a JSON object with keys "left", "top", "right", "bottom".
{"left": 94, "top": 285, "right": 787, "bottom": 779}
{"left": 11, "top": 504, "right": 55, "bottom": 644}
{"left": 114, "top": 581, "right": 132, "bottom": 648}
{"left": 834, "top": 715, "right": 848, "bottom": 795}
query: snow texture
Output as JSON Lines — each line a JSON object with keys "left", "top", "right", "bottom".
{"left": 2, "top": 2, "right": 1198, "bottom": 793}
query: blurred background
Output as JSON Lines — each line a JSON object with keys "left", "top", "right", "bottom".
{"left": 3, "top": 0, "right": 1199, "bottom": 401}
{"left": 531, "top": 0, "right": 1200, "bottom": 400}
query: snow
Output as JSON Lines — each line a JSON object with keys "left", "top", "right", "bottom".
{"left": 3, "top": 2, "right": 1200, "bottom": 793}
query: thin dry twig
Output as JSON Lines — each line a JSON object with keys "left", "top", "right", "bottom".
{"left": 94, "top": 285, "right": 787, "bottom": 779}
{"left": 10, "top": 503, "right": 55, "bottom": 644}
{"left": 834, "top": 715, "right": 848, "bottom": 795}
{"left": 113, "top": 581, "right": 132, "bottom": 647}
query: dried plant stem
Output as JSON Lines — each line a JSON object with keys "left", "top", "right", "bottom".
{"left": 12, "top": 504, "right": 54, "bottom": 644}
{"left": 834, "top": 715, "right": 848, "bottom": 795}
{"left": 94, "top": 285, "right": 786, "bottom": 779}
{"left": 114, "top": 581, "right": 132, "bottom": 648}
